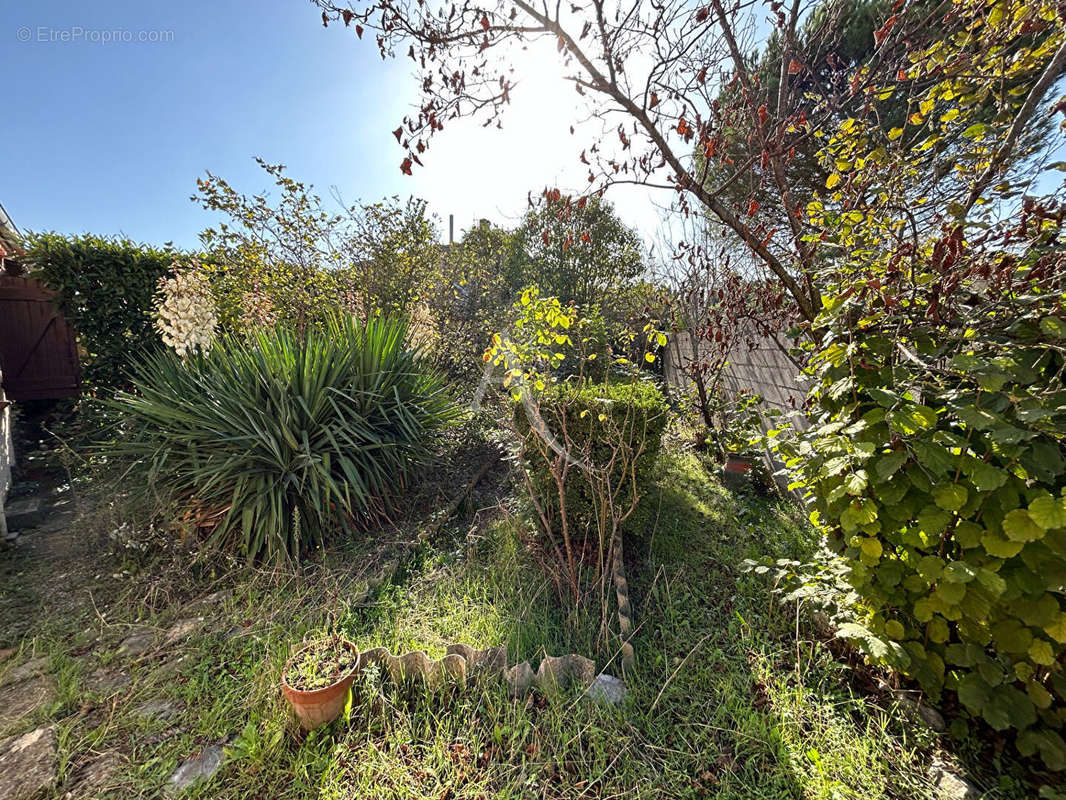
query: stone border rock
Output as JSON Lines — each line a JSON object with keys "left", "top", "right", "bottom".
{"left": 346, "top": 457, "right": 637, "bottom": 702}
{"left": 357, "top": 643, "right": 595, "bottom": 696}
{"left": 611, "top": 534, "right": 635, "bottom": 671}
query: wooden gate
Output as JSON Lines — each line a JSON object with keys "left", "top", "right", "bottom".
{"left": 0, "top": 276, "right": 80, "bottom": 401}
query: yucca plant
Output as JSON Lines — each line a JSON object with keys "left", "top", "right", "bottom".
{"left": 111, "top": 314, "right": 458, "bottom": 562}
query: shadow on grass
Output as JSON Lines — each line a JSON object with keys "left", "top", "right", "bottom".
{"left": 0, "top": 445, "right": 1031, "bottom": 798}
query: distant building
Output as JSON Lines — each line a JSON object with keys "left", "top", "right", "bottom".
{"left": 0, "top": 203, "right": 24, "bottom": 274}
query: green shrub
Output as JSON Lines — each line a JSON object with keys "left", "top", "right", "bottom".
{"left": 785, "top": 277, "right": 1066, "bottom": 768}
{"left": 111, "top": 314, "right": 458, "bottom": 562}
{"left": 23, "top": 233, "right": 177, "bottom": 392}
{"left": 516, "top": 378, "right": 668, "bottom": 542}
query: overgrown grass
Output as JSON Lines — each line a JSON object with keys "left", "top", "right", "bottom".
{"left": 1, "top": 448, "right": 1040, "bottom": 798}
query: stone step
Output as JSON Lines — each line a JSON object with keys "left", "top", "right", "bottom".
{"left": 7, "top": 482, "right": 41, "bottom": 500}
{"left": 4, "top": 497, "right": 42, "bottom": 532}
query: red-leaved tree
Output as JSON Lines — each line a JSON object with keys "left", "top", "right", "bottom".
{"left": 309, "top": 0, "right": 1031, "bottom": 325}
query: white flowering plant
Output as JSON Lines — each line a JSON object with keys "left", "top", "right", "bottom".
{"left": 154, "top": 265, "right": 219, "bottom": 357}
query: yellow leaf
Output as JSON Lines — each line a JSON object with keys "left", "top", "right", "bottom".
{"left": 888, "top": 127, "right": 904, "bottom": 140}
{"left": 826, "top": 173, "right": 842, "bottom": 189}
{"left": 644, "top": 352, "right": 656, "bottom": 363}
{"left": 1045, "top": 612, "right": 1066, "bottom": 644}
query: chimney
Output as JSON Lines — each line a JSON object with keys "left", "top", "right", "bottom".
{"left": 449, "top": 214, "right": 454, "bottom": 244}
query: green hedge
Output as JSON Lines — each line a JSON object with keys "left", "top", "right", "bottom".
{"left": 23, "top": 233, "right": 176, "bottom": 392}
{"left": 517, "top": 378, "right": 668, "bottom": 542}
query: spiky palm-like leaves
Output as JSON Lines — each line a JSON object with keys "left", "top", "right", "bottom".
{"left": 113, "top": 315, "right": 458, "bottom": 562}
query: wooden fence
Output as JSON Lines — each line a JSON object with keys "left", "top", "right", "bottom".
{"left": 664, "top": 328, "right": 809, "bottom": 428}
{"left": 663, "top": 326, "right": 810, "bottom": 495}
{"left": 0, "top": 276, "right": 80, "bottom": 402}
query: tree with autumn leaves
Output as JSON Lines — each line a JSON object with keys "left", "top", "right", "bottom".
{"left": 312, "top": 0, "right": 1066, "bottom": 772}
{"left": 314, "top": 0, "right": 1062, "bottom": 329}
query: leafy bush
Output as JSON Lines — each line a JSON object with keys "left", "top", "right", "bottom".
{"left": 23, "top": 233, "right": 176, "bottom": 391}
{"left": 783, "top": 235, "right": 1066, "bottom": 766}
{"left": 112, "top": 315, "right": 458, "bottom": 562}
{"left": 770, "top": 0, "right": 1066, "bottom": 770}
{"left": 517, "top": 378, "right": 668, "bottom": 543}
{"left": 194, "top": 162, "right": 442, "bottom": 334}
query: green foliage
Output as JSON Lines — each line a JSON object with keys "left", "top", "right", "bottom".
{"left": 485, "top": 286, "right": 579, "bottom": 395}
{"left": 710, "top": 391, "right": 771, "bottom": 459}
{"left": 516, "top": 378, "right": 668, "bottom": 542}
{"left": 780, "top": 0, "right": 1066, "bottom": 768}
{"left": 284, "top": 635, "right": 358, "bottom": 692}
{"left": 505, "top": 196, "right": 645, "bottom": 307}
{"left": 23, "top": 232, "right": 176, "bottom": 392}
{"left": 347, "top": 196, "right": 441, "bottom": 317}
{"left": 194, "top": 160, "right": 441, "bottom": 333}
{"left": 485, "top": 286, "right": 665, "bottom": 396}
{"left": 788, "top": 293, "right": 1066, "bottom": 766}
{"left": 788, "top": 288, "right": 1066, "bottom": 761}
{"left": 426, "top": 222, "right": 512, "bottom": 383}
{"left": 701, "top": 0, "right": 1061, "bottom": 248}
{"left": 195, "top": 160, "right": 352, "bottom": 333}
{"left": 110, "top": 314, "right": 458, "bottom": 563}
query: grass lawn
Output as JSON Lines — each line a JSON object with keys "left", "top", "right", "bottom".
{"left": 0, "top": 447, "right": 1039, "bottom": 798}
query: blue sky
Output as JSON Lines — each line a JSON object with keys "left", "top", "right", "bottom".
{"left": 2, "top": 1, "right": 657, "bottom": 248}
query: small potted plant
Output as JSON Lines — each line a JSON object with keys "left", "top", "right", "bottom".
{"left": 723, "top": 449, "right": 755, "bottom": 476}
{"left": 717, "top": 392, "right": 764, "bottom": 489}
{"left": 281, "top": 635, "right": 360, "bottom": 731}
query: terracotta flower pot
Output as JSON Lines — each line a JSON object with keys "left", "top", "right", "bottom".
{"left": 722, "top": 453, "right": 755, "bottom": 490}
{"left": 724, "top": 453, "right": 754, "bottom": 473}
{"left": 281, "top": 639, "right": 360, "bottom": 732}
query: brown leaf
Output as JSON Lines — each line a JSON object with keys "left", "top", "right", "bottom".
{"left": 480, "top": 14, "right": 490, "bottom": 30}
{"left": 787, "top": 59, "right": 803, "bottom": 75}
{"left": 393, "top": 126, "right": 404, "bottom": 142}
{"left": 873, "top": 14, "right": 897, "bottom": 46}
{"left": 400, "top": 157, "right": 413, "bottom": 175}
{"left": 321, "top": 11, "right": 329, "bottom": 27}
